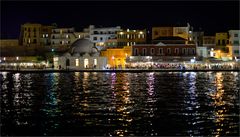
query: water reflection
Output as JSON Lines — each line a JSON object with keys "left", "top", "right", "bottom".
{"left": 110, "top": 73, "right": 133, "bottom": 136}
{"left": 1, "top": 71, "right": 239, "bottom": 136}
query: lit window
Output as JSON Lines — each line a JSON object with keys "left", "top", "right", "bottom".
{"left": 127, "top": 34, "right": 129, "bottom": 39}
{"left": 75, "top": 59, "right": 79, "bottom": 66}
{"left": 46, "top": 34, "right": 48, "bottom": 37}
{"left": 43, "top": 34, "right": 45, "bottom": 38}
{"left": 94, "top": 59, "right": 97, "bottom": 66}
{"left": 66, "top": 35, "right": 69, "bottom": 38}
{"left": 79, "top": 35, "right": 81, "bottom": 38}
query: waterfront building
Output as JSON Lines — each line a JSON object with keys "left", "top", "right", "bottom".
{"left": 215, "top": 32, "right": 228, "bottom": 46}
{"left": 50, "top": 28, "right": 77, "bottom": 46}
{"left": 117, "top": 29, "right": 146, "bottom": 47}
{"left": 227, "top": 30, "right": 240, "bottom": 60}
{"left": 152, "top": 27, "right": 173, "bottom": 40}
{"left": 83, "top": 25, "right": 122, "bottom": 50}
{"left": 152, "top": 23, "right": 193, "bottom": 43}
{"left": 19, "top": 23, "right": 54, "bottom": 46}
{"left": 53, "top": 39, "right": 107, "bottom": 69}
{"left": 100, "top": 46, "right": 131, "bottom": 68}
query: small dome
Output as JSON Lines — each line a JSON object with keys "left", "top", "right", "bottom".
{"left": 63, "top": 52, "right": 71, "bottom": 57}
{"left": 70, "top": 39, "right": 95, "bottom": 55}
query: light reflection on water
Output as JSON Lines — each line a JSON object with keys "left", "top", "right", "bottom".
{"left": 0, "top": 71, "right": 239, "bottom": 136}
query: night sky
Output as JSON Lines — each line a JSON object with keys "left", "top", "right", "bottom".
{"left": 1, "top": 0, "right": 239, "bottom": 39}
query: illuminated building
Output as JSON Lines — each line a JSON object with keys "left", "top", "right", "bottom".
{"left": 132, "top": 43, "right": 196, "bottom": 57}
{"left": 152, "top": 23, "right": 193, "bottom": 43}
{"left": 100, "top": 46, "right": 131, "bottom": 68}
{"left": 215, "top": 32, "right": 228, "bottom": 46}
{"left": 226, "top": 30, "right": 240, "bottom": 60}
{"left": 53, "top": 39, "right": 107, "bottom": 69}
{"left": 152, "top": 27, "right": 173, "bottom": 39}
{"left": 117, "top": 29, "right": 146, "bottom": 47}
{"left": 84, "top": 25, "right": 122, "bottom": 50}
{"left": 51, "top": 28, "right": 76, "bottom": 46}
{"left": 19, "top": 23, "right": 54, "bottom": 46}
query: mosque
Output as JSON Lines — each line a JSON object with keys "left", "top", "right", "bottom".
{"left": 53, "top": 39, "right": 107, "bottom": 69}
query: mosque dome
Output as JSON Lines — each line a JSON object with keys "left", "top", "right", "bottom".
{"left": 63, "top": 52, "right": 71, "bottom": 57}
{"left": 70, "top": 39, "right": 98, "bottom": 55}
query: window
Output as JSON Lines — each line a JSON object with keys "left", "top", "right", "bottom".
{"left": 222, "top": 40, "right": 225, "bottom": 45}
{"left": 182, "top": 48, "right": 187, "bottom": 55}
{"left": 66, "top": 35, "right": 69, "bottom": 38}
{"left": 142, "top": 48, "right": 147, "bottom": 56}
{"left": 151, "top": 48, "right": 155, "bottom": 55}
{"left": 218, "top": 40, "right": 220, "bottom": 45}
{"left": 192, "top": 48, "right": 195, "bottom": 55}
{"left": 234, "top": 50, "right": 239, "bottom": 54}
{"left": 159, "top": 48, "right": 163, "bottom": 55}
{"left": 94, "top": 59, "right": 97, "bottom": 66}
{"left": 52, "top": 35, "right": 55, "bottom": 39}
{"left": 43, "top": 34, "right": 45, "bottom": 38}
{"left": 84, "top": 59, "right": 89, "bottom": 68}
{"left": 100, "top": 37, "right": 103, "bottom": 41}
{"left": 75, "top": 59, "right": 79, "bottom": 67}
{"left": 167, "top": 48, "right": 171, "bottom": 54}
{"left": 52, "top": 41, "right": 55, "bottom": 44}
{"left": 33, "top": 28, "right": 36, "bottom": 32}
{"left": 134, "top": 48, "right": 139, "bottom": 56}
{"left": 154, "top": 31, "right": 158, "bottom": 35}
{"left": 234, "top": 34, "right": 238, "bottom": 37}
{"left": 93, "top": 31, "right": 98, "bottom": 34}
{"left": 93, "top": 37, "right": 97, "bottom": 40}
{"left": 175, "top": 48, "right": 179, "bottom": 54}
{"left": 33, "top": 39, "right": 37, "bottom": 44}
{"left": 46, "top": 34, "right": 48, "bottom": 38}
{"left": 233, "top": 40, "right": 239, "bottom": 45}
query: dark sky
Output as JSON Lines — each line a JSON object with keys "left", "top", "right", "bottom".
{"left": 1, "top": 0, "right": 239, "bottom": 39}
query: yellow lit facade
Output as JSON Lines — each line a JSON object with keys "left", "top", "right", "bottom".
{"left": 152, "top": 27, "right": 173, "bottom": 40}
{"left": 19, "top": 23, "right": 54, "bottom": 46}
{"left": 100, "top": 46, "right": 132, "bottom": 68}
{"left": 215, "top": 33, "right": 228, "bottom": 46}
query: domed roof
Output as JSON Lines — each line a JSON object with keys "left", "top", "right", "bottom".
{"left": 70, "top": 39, "right": 98, "bottom": 55}
{"left": 63, "top": 52, "right": 71, "bottom": 57}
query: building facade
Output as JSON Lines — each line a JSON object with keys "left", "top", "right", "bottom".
{"left": 152, "top": 27, "right": 173, "bottom": 40}
{"left": 51, "top": 28, "right": 76, "bottom": 46}
{"left": 152, "top": 23, "right": 193, "bottom": 42}
{"left": 89, "top": 26, "right": 121, "bottom": 44}
{"left": 100, "top": 46, "right": 132, "bottom": 68}
{"left": 117, "top": 29, "right": 146, "bottom": 47}
{"left": 132, "top": 43, "right": 196, "bottom": 57}
{"left": 53, "top": 39, "right": 107, "bottom": 69}
{"left": 19, "top": 23, "right": 55, "bottom": 46}
{"left": 215, "top": 32, "right": 228, "bottom": 46}
{"left": 192, "top": 31, "right": 204, "bottom": 46}
{"left": 227, "top": 30, "right": 240, "bottom": 59}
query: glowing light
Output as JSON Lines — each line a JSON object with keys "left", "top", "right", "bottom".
{"left": 139, "top": 31, "right": 143, "bottom": 34}
{"left": 16, "top": 56, "right": 19, "bottom": 60}
{"left": 3, "top": 57, "right": 6, "bottom": 61}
